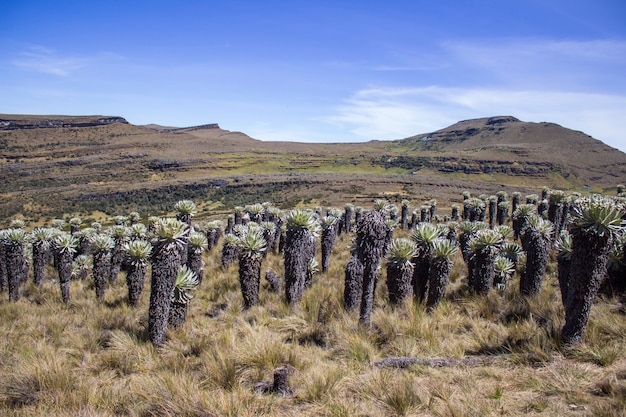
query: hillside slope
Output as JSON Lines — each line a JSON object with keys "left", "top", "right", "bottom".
{"left": 1, "top": 114, "right": 624, "bottom": 223}
{"left": 387, "top": 116, "right": 626, "bottom": 183}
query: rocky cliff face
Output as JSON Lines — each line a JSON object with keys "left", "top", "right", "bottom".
{"left": 0, "top": 116, "right": 128, "bottom": 130}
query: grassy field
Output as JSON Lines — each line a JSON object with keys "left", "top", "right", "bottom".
{"left": 1, "top": 225, "right": 625, "bottom": 416}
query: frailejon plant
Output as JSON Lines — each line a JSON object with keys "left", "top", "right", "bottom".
{"left": 427, "top": 238, "right": 458, "bottom": 310}
{"left": 260, "top": 221, "right": 276, "bottom": 259}
{"left": 31, "top": 227, "right": 55, "bottom": 287}
{"left": 109, "top": 225, "right": 130, "bottom": 283}
{"left": 246, "top": 203, "right": 265, "bottom": 223}
{"left": 469, "top": 229, "right": 503, "bottom": 295}
{"left": 458, "top": 221, "right": 479, "bottom": 269}
{"left": 383, "top": 219, "right": 396, "bottom": 257}
{"left": 221, "top": 234, "right": 239, "bottom": 270}
{"left": 497, "top": 201, "right": 510, "bottom": 226}
{"left": 68, "top": 217, "right": 82, "bottom": 235}
{"left": 284, "top": 210, "right": 317, "bottom": 306}
{"left": 186, "top": 231, "right": 206, "bottom": 284}
{"left": 74, "top": 227, "right": 96, "bottom": 258}
{"left": 237, "top": 226, "right": 267, "bottom": 309}
{"left": 493, "top": 255, "right": 515, "bottom": 290}
{"left": 411, "top": 223, "right": 442, "bottom": 303}
{"left": 512, "top": 203, "right": 537, "bottom": 242}
{"left": 561, "top": 197, "right": 624, "bottom": 345}
{"left": 72, "top": 254, "right": 90, "bottom": 281}
{"left": 355, "top": 208, "right": 387, "bottom": 328}
{"left": 149, "top": 217, "right": 188, "bottom": 345}
{"left": 174, "top": 200, "right": 197, "bottom": 226}
{"left": 343, "top": 203, "right": 354, "bottom": 234}
{"left": 519, "top": 215, "right": 553, "bottom": 296}
{"left": 4, "top": 228, "right": 26, "bottom": 302}
{"left": 90, "top": 233, "right": 115, "bottom": 301}
{"left": 501, "top": 241, "right": 524, "bottom": 272}
{"left": 204, "top": 220, "right": 223, "bottom": 251}
{"left": 305, "top": 257, "right": 319, "bottom": 288}
{"left": 52, "top": 232, "right": 77, "bottom": 303}
{"left": 0, "top": 230, "right": 7, "bottom": 294}
{"left": 343, "top": 251, "right": 363, "bottom": 311}
{"left": 168, "top": 265, "right": 199, "bottom": 328}
{"left": 400, "top": 200, "right": 410, "bottom": 230}
{"left": 386, "top": 238, "right": 416, "bottom": 305}
{"left": 129, "top": 223, "right": 148, "bottom": 240}
{"left": 320, "top": 216, "right": 338, "bottom": 273}
{"left": 125, "top": 239, "right": 152, "bottom": 306}
{"left": 488, "top": 196, "right": 497, "bottom": 228}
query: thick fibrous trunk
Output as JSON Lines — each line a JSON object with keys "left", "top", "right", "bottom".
{"left": 76, "top": 236, "right": 92, "bottom": 258}
{"left": 427, "top": 257, "right": 453, "bottom": 310}
{"left": 109, "top": 243, "right": 125, "bottom": 283}
{"left": 386, "top": 261, "right": 413, "bottom": 305}
{"left": 356, "top": 210, "right": 387, "bottom": 328}
{"left": 126, "top": 263, "right": 147, "bottom": 307}
{"left": 344, "top": 254, "right": 363, "bottom": 311}
{"left": 5, "top": 241, "right": 25, "bottom": 302}
{"left": 148, "top": 240, "right": 183, "bottom": 346}
{"left": 520, "top": 230, "right": 551, "bottom": 296}
{"left": 221, "top": 241, "right": 239, "bottom": 269}
{"left": 344, "top": 207, "right": 354, "bottom": 233}
{"left": 321, "top": 224, "right": 337, "bottom": 273}
{"left": 401, "top": 205, "right": 409, "bottom": 229}
{"left": 410, "top": 212, "right": 418, "bottom": 229}
{"left": 284, "top": 228, "right": 312, "bottom": 306}
{"left": 0, "top": 244, "right": 7, "bottom": 294}
{"left": 168, "top": 301, "right": 187, "bottom": 328}
{"left": 239, "top": 255, "right": 262, "bottom": 309}
{"left": 54, "top": 250, "right": 73, "bottom": 303}
{"left": 93, "top": 251, "right": 112, "bottom": 301}
{"left": 451, "top": 206, "right": 460, "bottom": 221}
{"left": 187, "top": 247, "right": 204, "bottom": 284}
{"left": 471, "top": 249, "right": 497, "bottom": 295}
{"left": 561, "top": 231, "right": 612, "bottom": 345}
{"left": 411, "top": 254, "right": 430, "bottom": 304}
{"left": 420, "top": 207, "right": 429, "bottom": 223}
{"left": 488, "top": 200, "right": 497, "bottom": 228}
{"left": 265, "top": 269, "right": 282, "bottom": 293}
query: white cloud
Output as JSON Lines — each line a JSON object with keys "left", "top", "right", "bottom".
{"left": 12, "top": 46, "right": 121, "bottom": 76}
{"left": 329, "top": 86, "right": 626, "bottom": 151}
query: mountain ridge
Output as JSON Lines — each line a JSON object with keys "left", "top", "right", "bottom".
{"left": 1, "top": 113, "right": 624, "bottom": 222}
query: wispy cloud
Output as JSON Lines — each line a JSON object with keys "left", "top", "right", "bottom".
{"left": 12, "top": 46, "right": 121, "bottom": 76}
{"left": 329, "top": 86, "right": 626, "bottom": 151}
{"left": 442, "top": 39, "right": 626, "bottom": 90}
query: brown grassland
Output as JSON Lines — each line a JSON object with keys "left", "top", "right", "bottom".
{"left": 0, "top": 223, "right": 625, "bottom": 416}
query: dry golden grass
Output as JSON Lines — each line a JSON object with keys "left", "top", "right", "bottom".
{"left": 1, "top": 230, "right": 625, "bottom": 416}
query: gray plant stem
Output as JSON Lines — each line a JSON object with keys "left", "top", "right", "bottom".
{"left": 519, "top": 229, "right": 551, "bottom": 296}
{"left": 54, "top": 249, "right": 73, "bottom": 303}
{"left": 32, "top": 242, "right": 51, "bottom": 287}
{"left": 386, "top": 261, "right": 413, "bottom": 306}
{"left": 92, "top": 250, "right": 112, "bottom": 301}
{"left": 427, "top": 256, "right": 453, "bottom": 310}
{"left": 321, "top": 223, "right": 337, "bottom": 273}
{"left": 356, "top": 210, "right": 387, "bottom": 328}
{"left": 239, "top": 254, "right": 263, "bottom": 309}
{"left": 284, "top": 227, "right": 312, "bottom": 306}
{"left": 344, "top": 254, "right": 363, "bottom": 311}
{"left": 561, "top": 230, "right": 612, "bottom": 346}
{"left": 5, "top": 241, "right": 25, "bottom": 302}
{"left": 125, "top": 262, "right": 147, "bottom": 307}
{"left": 148, "top": 239, "right": 183, "bottom": 346}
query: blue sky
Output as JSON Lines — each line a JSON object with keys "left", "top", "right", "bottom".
{"left": 2, "top": 1, "right": 626, "bottom": 151}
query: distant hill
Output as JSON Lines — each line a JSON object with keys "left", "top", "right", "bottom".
{"left": 1, "top": 113, "right": 624, "bottom": 223}
{"left": 384, "top": 116, "right": 626, "bottom": 184}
